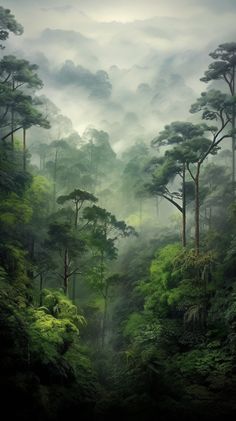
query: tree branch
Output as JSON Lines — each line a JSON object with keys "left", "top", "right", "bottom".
{"left": 186, "top": 163, "right": 196, "bottom": 181}
{"left": 199, "top": 116, "right": 231, "bottom": 164}
{"left": 68, "top": 268, "right": 82, "bottom": 278}
{"left": 1, "top": 125, "right": 23, "bottom": 141}
{"left": 161, "top": 193, "right": 183, "bottom": 213}
{"left": 0, "top": 106, "right": 9, "bottom": 123}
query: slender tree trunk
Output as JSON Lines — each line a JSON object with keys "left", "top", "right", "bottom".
{"left": 23, "top": 128, "right": 26, "bottom": 171}
{"left": 209, "top": 207, "right": 212, "bottom": 230}
{"left": 101, "top": 282, "right": 108, "bottom": 348}
{"left": 72, "top": 272, "right": 76, "bottom": 303}
{"left": 39, "top": 273, "right": 43, "bottom": 306}
{"left": 202, "top": 265, "right": 208, "bottom": 331}
{"left": 232, "top": 64, "right": 235, "bottom": 193}
{"left": 11, "top": 109, "right": 14, "bottom": 149}
{"left": 75, "top": 201, "right": 79, "bottom": 228}
{"left": 63, "top": 248, "right": 69, "bottom": 295}
{"left": 195, "top": 163, "right": 201, "bottom": 255}
{"left": 53, "top": 150, "right": 58, "bottom": 211}
{"left": 99, "top": 248, "right": 107, "bottom": 348}
{"left": 182, "top": 163, "right": 186, "bottom": 247}
{"left": 73, "top": 202, "right": 79, "bottom": 301}
{"left": 27, "top": 235, "right": 35, "bottom": 279}
{"left": 232, "top": 104, "right": 235, "bottom": 193}
{"left": 11, "top": 79, "right": 15, "bottom": 149}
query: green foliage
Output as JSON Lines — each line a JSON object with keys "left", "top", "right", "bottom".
{"left": 57, "top": 188, "right": 97, "bottom": 206}
{"left": 0, "top": 6, "right": 23, "bottom": 48}
{"left": 138, "top": 244, "right": 182, "bottom": 315}
{"left": 0, "top": 192, "right": 32, "bottom": 225}
{"left": 28, "top": 307, "right": 78, "bottom": 361}
{"left": 42, "top": 288, "right": 86, "bottom": 327}
{"left": 1, "top": 12, "right": 236, "bottom": 419}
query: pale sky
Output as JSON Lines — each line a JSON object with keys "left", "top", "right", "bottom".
{"left": 3, "top": 0, "right": 236, "bottom": 150}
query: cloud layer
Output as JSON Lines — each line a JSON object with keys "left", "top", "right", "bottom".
{"left": 3, "top": 0, "right": 236, "bottom": 151}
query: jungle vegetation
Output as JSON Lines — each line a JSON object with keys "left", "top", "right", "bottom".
{"left": 1, "top": 6, "right": 236, "bottom": 421}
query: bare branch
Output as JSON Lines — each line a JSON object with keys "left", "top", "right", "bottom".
{"left": 1, "top": 125, "right": 23, "bottom": 141}
{"left": 186, "top": 163, "right": 196, "bottom": 181}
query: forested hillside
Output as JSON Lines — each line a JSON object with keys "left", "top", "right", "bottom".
{"left": 1, "top": 5, "right": 236, "bottom": 421}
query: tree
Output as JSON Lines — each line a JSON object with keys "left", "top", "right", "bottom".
{"left": 149, "top": 122, "right": 205, "bottom": 247}
{"left": 121, "top": 142, "right": 151, "bottom": 221}
{"left": 0, "top": 6, "right": 23, "bottom": 49}
{"left": 83, "top": 204, "right": 135, "bottom": 346}
{"left": 201, "top": 43, "right": 236, "bottom": 186}
{"left": 145, "top": 155, "right": 184, "bottom": 217}
{"left": 0, "top": 55, "right": 49, "bottom": 154}
{"left": 189, "top": 90, "right": 233, "bottom": 253}
{"left": 46, "top": 222, "right": 84, "bottom": 295}
{"left": 80, "top": 128, "right": 117, "bottom": 192}
{"left": 47, "top": 140, "right": 71, "bottom": 209}
{"left": 200, "top": 163, "right": 231, "bottom": 235}
{"left": 57, "top": 188, "right": 98, "bottom": 228}
{"left": 21, "top": 98, "right": 50, "bottom": 171}
{"left": 56, "top": 188, "right": 98, "bottom": 301}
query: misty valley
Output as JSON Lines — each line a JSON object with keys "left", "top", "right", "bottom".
{"left": 1, "top": 4, "right": 236, "bottom": 421}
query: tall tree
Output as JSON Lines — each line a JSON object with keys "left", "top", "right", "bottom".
{"left": 0, "top": 6, "right": 23, "bottom": 49}
{"left": 83, "top": 204, "right": 135, "bottom": 346}
{"left": 150, "top": 122, "right": 204, "bottom": 246}
{"left": 0, "top": 55, "right": 47, "bottom": 151}
{"left": 57, "top": 188, "right": 98, "bottom": 228}
{"left": 46, "top": 222, "right": 84, "bottom": 295}
{"left": 201, "top": 43, "right": 236, "bottom": 187}
{"left": 57, "top": 188, "right": 98, "bottom": 301}
{"left": 188, "top": 90, "right": 233, "bottom": 253}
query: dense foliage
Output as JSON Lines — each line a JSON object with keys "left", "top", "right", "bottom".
{"left": 1, "top": 6, "right": 236, "bottom": 421}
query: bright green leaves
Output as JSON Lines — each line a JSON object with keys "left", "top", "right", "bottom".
{"left": 0, "top": 192, "right": 32, "bottom": 226}
{"left": 28, "top": 308, "right": 78, "bottom": 361}
{"left": 139, "top": 244, "right": 182, "bottom": 315}
{"left": 42, "top": 289, "right": 86, "bottom": 327}
{"left": 26, "top": 175, "right": 51, "bottom": 207}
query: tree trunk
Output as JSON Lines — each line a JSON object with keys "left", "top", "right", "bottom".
{"left": 63, "top": 248, "right": 69, "bottom": 295}
{"left": 53, "top": 150, "right": 58, "bottom": 211}
{"left": 39, "top": 273, "right": 43, "bottom": 306}
{"left": 72, "top": 272, "right": 76, "bottom": 303}
{"left": 11, "top": 109, "right": 14, "bottom": 149}
{"left": 232, "top": 64, "right": 235, "bottom": 193}
{"left": 182, "top": 163, "right": 186, "bottom": 247}
{"left": 232, "top": 103, "right": 235, "bottom": 192}
{"left": 202, "top": 265, "right": 208, "bottom": 331}
{"left": 195, "top": 163, "right": 201, "bottom": 255}
{"left": 23, "top": 128, "right": 26, "bottom": 171}
{"left": 27, "top": 235, "right": 35, "bottom": 279}
{"left": 101, "top": 282, "right": 108, "bottom": 348}
{"left": 100, "top": 249, "right": 107, "bottom": 348}
{"left": 11, "top": 78, "right": 15, "bottom": 149}
{"left": 75, "top": 201, "right": 79, "bottom": 228}
{"left": 209, "top": 207, "right": 212, "bottom": 230}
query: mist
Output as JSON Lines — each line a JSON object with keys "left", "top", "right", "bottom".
{"left": 1, "top": 2, "right": 236, "bottom": 421}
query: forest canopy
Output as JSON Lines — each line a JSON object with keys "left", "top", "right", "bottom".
{"left": 1, "top": 4, "right": 236, "bottom": 421}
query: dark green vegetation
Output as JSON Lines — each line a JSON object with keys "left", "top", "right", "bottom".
{"left": 1, "top": 6, "right": 236, "bottom": 421}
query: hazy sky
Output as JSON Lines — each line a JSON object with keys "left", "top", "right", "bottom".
{"left": 3, "top": 0, "right": 236, "bottom": 150}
